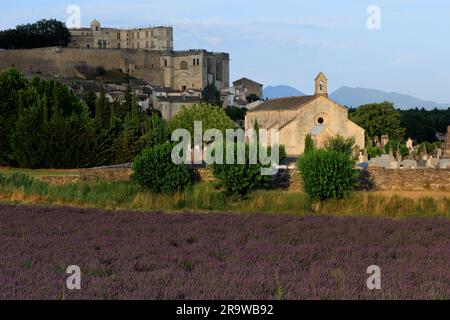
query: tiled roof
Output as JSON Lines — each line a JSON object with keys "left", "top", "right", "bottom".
{"left": 249, "top": 95, "right": 317, "bottom": 112}
{"left": 156, "top": 96, "right": 201, "bottom": 103}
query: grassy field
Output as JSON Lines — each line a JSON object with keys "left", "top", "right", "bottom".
{"left": 0, "top": 172, "right": 449, "bottom": 217}
{"left": 0, "top": 166, "right": 80, "bottom": 178}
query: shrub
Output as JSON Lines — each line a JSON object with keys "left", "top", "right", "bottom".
{"left": 304, "top": 134, "right": 315, "bottom": 154}
{"left": 367, "top": 146, "right": 383, "bottom": 159}
{"left": 324, "top": 135, "right": 355, "bottom": 155}
{"left": 211, "top": 143, "right": 271, "bottom": 198}
{"left": 297, "top": 149, "right": 358, "bottom": 200}
{"left": 132, "top": 143, "right": 191, "bottom": 193}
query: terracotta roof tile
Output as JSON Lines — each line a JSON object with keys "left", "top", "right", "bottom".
{"left": 249, "top": 95, "right": 317, "bottom": 112}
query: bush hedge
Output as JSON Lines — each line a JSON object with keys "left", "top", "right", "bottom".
{"left": 132, "top": 143, "right": 191, "bottom": 193}
{"left": 297, "top": 149, "right": 358, "bottom": 200}
{"left": 211, "top": 143, "right": 271, "bottom": 198}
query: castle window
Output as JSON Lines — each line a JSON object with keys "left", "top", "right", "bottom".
{"left": 197, "top": 59, "right": 200, "bottom": 65}
{"left": 164, "top": 60, "right": 168, "bottom": 67}
{"left": 193, "top": 58, "right": 196, "bottom": 65}
{"left": 180, "top": 61, "right": 188, "bottom": 70}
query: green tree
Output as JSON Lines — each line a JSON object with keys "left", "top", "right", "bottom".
{"left": 297, "top": 149, "right": 358, "bottom": 200}
{"left": 0, "top": 68, "right": 29, "bottom": 165}
{"left": 304, "top": 133, "right": 315, "bottom": 155}
{"left": 132, "top": 143, "right": 191, "bottom": 193}
{"left": 168, "top": 103, "right": 234, "bottom": 144}
{"left": 349, "top": 102, "right": 406, "bottom": 141}
{"left": 10, "top": 76, "right": 96, "bottom": 168}
{"left": 323, "top": 135, "right": 355, "bottom": 156}
{"left": 211, "top": 143, "right": 271, "bottom": 198}
{"left": 226, "top": 106, "right": 247, "bottom": 123}
{"left": 246, "top": 94, "right": 260, "bottom": 103}
{"left": 201, "top": 84, "right": 222, "bottom": 106}
{"left": 0, "top": 19, "right": 71, "bottom": 49}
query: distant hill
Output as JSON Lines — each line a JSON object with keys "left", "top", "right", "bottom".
{"left": 263, "top": 84, "right": 449, "bottom": 110}
{"left": 263, "top": 85, "right": 305, "bottom": 99}
{"left": 330, "top": 86, "right": 450, "bottom": 110}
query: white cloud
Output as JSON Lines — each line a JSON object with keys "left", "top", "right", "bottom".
{"left": 205, "top": 36, "right": 221, "bottom": 46}
{"left": 391, "top": 54, "right": 416, "bottom": 65}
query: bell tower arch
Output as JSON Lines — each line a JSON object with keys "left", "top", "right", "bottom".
{"left": 315, "top": 72, "right": 328, "bottom": 97}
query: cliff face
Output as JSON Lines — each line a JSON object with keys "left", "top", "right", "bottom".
{"left": 0, "top": 47, "right": 165, "bottom": 85}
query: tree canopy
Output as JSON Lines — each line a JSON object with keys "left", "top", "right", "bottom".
{"left": 168, "top": 103, "right": 234, "bottom": 143}
{"left": 201, "top": 84, "right": 222, "bottom": 106}
{"left": 399, "top": 108, "right": 450, "bottom": 142}
{"left": 349, "top": 102, "right": 406, "bottom": 141}
{"left": 0, "top": 68, "right": 168, "bottom": 168}
{"left": 0, "top": 19, "right": 71, "bottom": 49}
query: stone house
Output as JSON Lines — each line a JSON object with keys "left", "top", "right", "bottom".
{"left": 244, "top": 73, "right": 365, "bottom": 156}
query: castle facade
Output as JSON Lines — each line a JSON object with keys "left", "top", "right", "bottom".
{"left": 68, "top": 20, "right": 173, "bottom": 51}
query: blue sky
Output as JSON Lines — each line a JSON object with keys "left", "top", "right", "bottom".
{"left": 2, "top": 0, "right": 450, "bottom": 102}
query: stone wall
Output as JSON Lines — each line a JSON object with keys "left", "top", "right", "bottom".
{"left": 0, "top": 47, "right": 229, "bottom": 90}
{"left": 195, "top": 167, "right": 450, "bottom": 192}
{"left": 0, "top": 47, "right": 165, "bottom": 84}
{"left": 37, "top": 164, "right": 450, "bottom": 192}
{"left": 365, "top": 168, "right": 450, "bottom": 191}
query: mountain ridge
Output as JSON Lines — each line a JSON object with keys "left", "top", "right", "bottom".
{"left": 263, "top": 85, "right": 449, "bottom": 110}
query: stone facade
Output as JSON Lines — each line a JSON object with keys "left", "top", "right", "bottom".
{"left": 69, "top": 20, "right": 173, "bottom": 51}
{"left": 233, "top": 78, "right": 263, "bottom": 99}
{"left": 0, "top": 47, "right": 230, "bottom": 92}
{"left": 244, "top": 73, "right": 365, "bottom": 156}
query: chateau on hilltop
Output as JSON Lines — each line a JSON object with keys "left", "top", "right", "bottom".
{"left": 0, "top": 20, "right": 230, "bottom": 119}
{"left": 0, "top": 19, "right": 230, "bottom": 93}
{"left": 68, "top": 20, "right": 173, "bottom": 51}
{"left": 245, "top": 73, "right": 365, "bottom": 156}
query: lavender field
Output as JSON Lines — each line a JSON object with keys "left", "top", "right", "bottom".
{"left": 0, "top": 204, "right": 448, "bottom": 300}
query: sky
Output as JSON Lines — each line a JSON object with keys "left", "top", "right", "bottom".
{"left": 1, "top": 0, "right": 450, "bottom": 102}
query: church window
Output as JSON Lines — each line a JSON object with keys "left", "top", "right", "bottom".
{"left": 319, "top": 81, "right": 324, "bottom": 91}
{"left": 318, "top": 117, "right": 324, "bottom": 125}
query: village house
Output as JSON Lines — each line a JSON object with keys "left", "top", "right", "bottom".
{"left": 226, "top": 77, "right": 263, "bottom": 107}
{"left": 245, "top": 73, "right": 365, "bottom": 156}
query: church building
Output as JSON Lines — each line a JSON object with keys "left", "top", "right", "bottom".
{"left": 245, "top": 73, "right": 365, "bottom": 156}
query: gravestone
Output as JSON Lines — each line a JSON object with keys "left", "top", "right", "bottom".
{"left": 438, "top": 159, "right": 450, "bottom": 169}
{"left": 444, "top": 126, "right": 450, "bottom": 158}
{"left": 400, "top": 160, "right": 417, "bottom": 169}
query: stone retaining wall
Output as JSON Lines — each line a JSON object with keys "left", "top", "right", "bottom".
{"left": 41, "top": 166, "right": 450, "bottom": 192}
{"left": 195, "top": 167, "right": 450, "bottom": 192}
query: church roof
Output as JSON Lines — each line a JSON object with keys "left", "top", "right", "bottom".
{"left": 248, "top": 95, "right": 317, "bottom": 112}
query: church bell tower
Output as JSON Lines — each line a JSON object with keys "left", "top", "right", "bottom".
{"left": 314, "top": 72, "right": 328, "bottom": 97}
